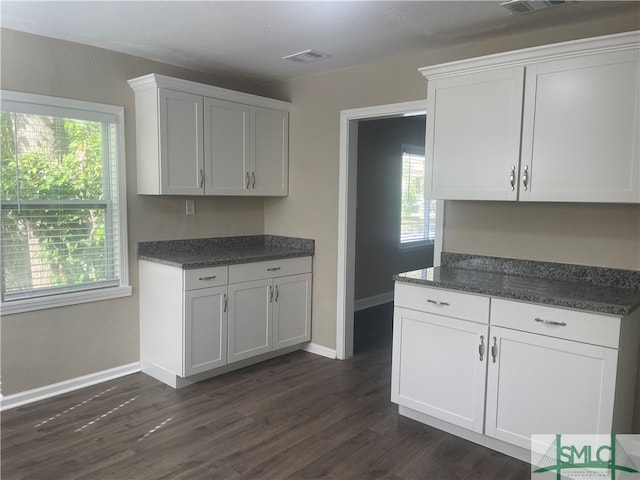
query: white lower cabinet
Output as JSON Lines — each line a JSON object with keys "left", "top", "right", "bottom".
{"left": 139, "top": 256, "right": 312, "bottom": 388}
{"left": 391, "top": 283, "right": 639, "bottom": 460}
{"left": 184, "top": 285, "right": 228, "bottom": 376}
{"left": 228, "top": 279, "right": 273, "bottom": 363}
{"left": 484, "top": 326, "right": 617, "bottom": 450}
{"left": 228, "top": 258, "right": 312, "bottom": 363}
{"left": 393, "top": 307, "right": 488, "bottom": 433}
{"left": 273, "top": 274, "right": 312, "bottom": 349}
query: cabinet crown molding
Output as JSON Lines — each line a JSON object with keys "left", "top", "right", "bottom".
{"left": 419, "top": 30, "right": 640, "bottom": 79}
{"left": 128, "top": 73, "right": 290, "bottom": 111}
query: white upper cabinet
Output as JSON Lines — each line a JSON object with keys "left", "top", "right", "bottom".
{"left": 129, "top": 74, "right": 290, "bottom": 196}
{"left": 252, "top": 107, "right": 289, "bottom": 196}
{"left": 159, "top": 89, "right": 204, "bottom": 195}
{"left": 204, "top": 98, "right": 251, "bottom": 195}
{"left": 421, "top": 31, "right": 640, "bottom": 203}
{"left": 426, "top": 67, "right": 524, "bottom": 201}
{"left": 520, "top": 50, "right": 639, "bottom": 202}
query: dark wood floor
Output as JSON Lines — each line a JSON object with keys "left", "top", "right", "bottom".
{"left": 1, "top": 303, "right": 529, "bottom": 479}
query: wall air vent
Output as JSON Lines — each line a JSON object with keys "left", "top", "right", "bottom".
{"left": 282, "top": 49, "right": 331, "bottom": 63}
{"left": 501, "top": 0, "right": 569, "bottom": 15}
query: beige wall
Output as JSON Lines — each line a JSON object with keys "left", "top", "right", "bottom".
{"left": 264, "top": 12, "right": 640, "bottom": 350}
{"left": 0, "top": 29, "right": 274, "bottom": 395}
{"left": 355, "top": 116, "right": 433, "bottom": 301}
{"left": 444, "top": 202, "right": 640, "bottom": 268}
{"left": 1, "top": 10, "right": 639, "bottom": 396}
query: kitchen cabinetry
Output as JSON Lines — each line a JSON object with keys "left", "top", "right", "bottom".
{"left": 425, "top": 67, "right": 524, "bottom": 201}
{"left": 228, "top": 258, "right": 312, "bottom": 363}
{"left": 139, "top": 256, "right": 311, "bottom": 388}
{"left": 391, "top": 285, "right": 490, "bottom": 433}
{"left": 129, "top": 73, "right": 289, "bottom": 196}
{"left": 185, "top": 284, "right": 228, "bottom": 375}
{"left": 139, "top": 263, "right": 228, "bottom": 378}
{"left": 391, "top": 282, "right": 639, "bottom": 461}
{"left": 421, "top": 31, "right": 640, "bottom": 203}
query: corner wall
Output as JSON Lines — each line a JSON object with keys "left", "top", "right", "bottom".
{"left": 0, "top": 29, "right": 273, "bottom": 395}
{"left": 264, "top": 12, "right": 640, "bottom": 350}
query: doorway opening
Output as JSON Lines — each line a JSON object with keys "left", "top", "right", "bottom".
{"left": 336, "top": 101, "right": 444, "bottom": 359}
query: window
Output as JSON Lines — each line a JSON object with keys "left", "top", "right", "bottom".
{"left": 400, "top": 144, "right": 436, "bottom": 247}
{"left": 1, "top": 91, "right": 130, "bottom": 314}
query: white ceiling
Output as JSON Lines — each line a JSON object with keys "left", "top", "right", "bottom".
{"left": 1, "top": 1, "right": 638, "bottom": 85}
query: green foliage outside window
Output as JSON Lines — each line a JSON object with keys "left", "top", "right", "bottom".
{"left": 1, "top": 111, "right": 111, "bottom": 296}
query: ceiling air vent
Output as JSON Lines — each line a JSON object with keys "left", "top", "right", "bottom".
{"left": 501, "top": 0, "right": 569, "bottom": 15}
{"left": 282, "top": 49, "right": 330, "bottom": 63}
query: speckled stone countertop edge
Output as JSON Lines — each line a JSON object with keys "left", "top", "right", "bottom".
{"left": 137, "top": 235, "right": 314, "bottom": 256}
{"left": 440, "top": 252, "right": 640, "bottom": 290}
{"left": 393, "top": 272, "right": 639, "bottom": 317}
{"left": 136, "top": 235, "right": 314, "bottom": 269}
{"left": 139, "top": 250, "right": 313, "bottom": 269}
{"left": 394, "top": 253, "right": 640, "bottom": 317}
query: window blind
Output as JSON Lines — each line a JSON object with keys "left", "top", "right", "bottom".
{"left": 1, "top": 104, "right": 122, "bottom": 301}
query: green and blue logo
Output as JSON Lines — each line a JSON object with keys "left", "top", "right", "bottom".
{"left": 531, "top": 434, "right": 639, "bottom": 479}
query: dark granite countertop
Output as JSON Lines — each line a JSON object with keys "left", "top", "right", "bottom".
{"left": 395, "top": 253, "right": 640, "bottom": 317}
{"left": 137, "top": 235, "right": 314, "bottom": 269}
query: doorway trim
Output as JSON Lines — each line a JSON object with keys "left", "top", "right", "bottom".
{"left": 336, "top": 99, "right": 443, "bottom": 360}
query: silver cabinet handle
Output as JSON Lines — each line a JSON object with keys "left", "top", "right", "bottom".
{"left": 534, "top": 318, "right": 567, "bottom": 327}
{"left": 269, "top": 285, "right": 273, "bottom": 303}
{"left": 251, "top": 171, "right": 256, "bottom": 189}
{"left": 275, "top": 285, "right": 279, "bottom": 302}
{"left": 267, "top": 267, "right": 281, "bottom": 272}
{"left": 509, "top": 165, "right": 516, "bottom": 191}
{"left": 522, "top": 165, "right": 529, "bottom": 191}
{"left": 198, "top": 275, "right": 216, "bottom": 280}
{"left": 478, "top": 335, "right": 485, "bottom": 362}
{"left": 223, "top": 293, "right": 228, "bottom": 313}
{"left": 491, "top": 337, "right": 498, "bottom": 363}
{"left": 200, "top": 169, "right": 204, "bottom": 188}
{"left": 426, "top": 299, "right": 450, "bottom": 306}
{"left": 246, "top": 171, "right": 250, "bottom": 189}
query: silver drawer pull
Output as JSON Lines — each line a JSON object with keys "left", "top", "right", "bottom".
{"left": 267, "top": 267, "right": 281, "bottom": 272}
{"left": 491, "top": 337, "right": 498, "bottom": 363}
{"left": 426, "top": 299, "right": 450, "bottom": 306}
{"left": 534, "top": 318, "right": 567, "bottom": 327}
{"left": 478, "top": 335, "right": 485, "bottom": 362}
{"left": 198, "top": 275, "right": 217, "bottom": 280}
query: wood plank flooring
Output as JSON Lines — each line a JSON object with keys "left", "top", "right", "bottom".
{"left": 1, "top": 304, "right": 529, "bottom": 479}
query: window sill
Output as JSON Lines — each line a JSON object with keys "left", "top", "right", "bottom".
{"left": 1, "top": 286, "right": 132, "bottom": 316}
{"left": 397, "top": 240, "right": 435, "bottom": 254}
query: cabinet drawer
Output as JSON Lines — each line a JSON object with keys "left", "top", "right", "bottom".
{"left": 394, "top": 283, "right": 489, "bottom": 323}
{"left": 184, "top": 266, "right": 228, "bottom": 290}
{"left": 229, "top": 256, "right": 311, "bottom": 284}
{"left": 490, "top": 299, "right": 621, "bottom": 348}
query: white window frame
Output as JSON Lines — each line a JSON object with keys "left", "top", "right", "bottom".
{"left": 0, "top": 91, "right": 131, "bottom": 315}
{"left": 399, "top": 143, "right": 434, "bottom": 251}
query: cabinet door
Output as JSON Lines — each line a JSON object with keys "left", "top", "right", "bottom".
{"left": 203, "top": 98, "right": 251, "bottom": 195}
{"left": 228, "top": 279, "right": 273, "bottom": 363}
{"left": 184, "top": 286, "right": 228, "bottom": 376}
{"left": 520, "top": 50, "right": 640, "bottom": 202}
{"left": 391, "top": 307, "right": 489, "bottom": 433}
{"left": 426, "top": 67, "right": 524, "bottom": 201}
{"left": 251, "top": 107, "right": 288, "bottom": 196}
{"left": 273, "top": 273, "right": 311, "bottom": 349}
{"left": 485, "top": 327, "right": 618, "bottom": 450}
{"left": 159, "top": 88, "right": 204, "bottom": 195}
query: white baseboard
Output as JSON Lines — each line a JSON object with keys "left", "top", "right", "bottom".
{"left": 303, "top": 342, "right": 337, "bottom": 359}
{"left": 354, "top": 291, "right": 394, "bottom": 312}
{"left": 0, "top": 362, "right": 141, "bottom": 411}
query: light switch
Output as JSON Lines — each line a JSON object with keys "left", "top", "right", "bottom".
{"left": 185, "top": 199, "right": 195, "bottom": 215}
